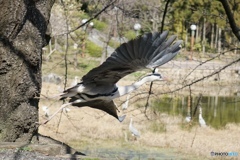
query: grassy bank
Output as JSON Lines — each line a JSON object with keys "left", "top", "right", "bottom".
{"left": 39, "top": 82, "right": 240, "bottom": 159}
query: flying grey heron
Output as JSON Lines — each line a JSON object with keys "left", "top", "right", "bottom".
{"left": 44, "top": 31, "right": 182, "bottom": 124}
{"left": 199, "top": 106, "right": 206, "bottom": 127}
{"left": 129, "top": 117, "right": 140, "bottom": 138}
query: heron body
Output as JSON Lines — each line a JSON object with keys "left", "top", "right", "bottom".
{"left": 53, "top": 31, "right": 182, "bottom": 122}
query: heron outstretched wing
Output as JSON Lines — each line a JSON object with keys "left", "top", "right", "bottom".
{"left": 69, "top": 98, "right": 125, "bottom": 121}
{"left": 82, "top": 31, "right": 182, "bottom": 91}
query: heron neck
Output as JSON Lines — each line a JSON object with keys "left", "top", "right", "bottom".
{"left": 118, "top": 76, "right": 151, "bottom": 97}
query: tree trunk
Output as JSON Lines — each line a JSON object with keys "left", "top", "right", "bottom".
{"left": 202, "top": 17, "right": 206, "bottom": 55}
{"left": 196, "top": 23, "right": 199, "bottom": 43}
{"left": 185, "top": 29, "right": 188, "bottom": 51}
{"left": 215, "top": 24, "right": 218, "bottom": 49}
{"left": 210, "top": 24, "right": 214, "bottom": 49}
{"left": 0, "top": 0, "right": 54, "bottom": 142}
{"left": 218, "top": 28, "right": 222, "bottom": 53}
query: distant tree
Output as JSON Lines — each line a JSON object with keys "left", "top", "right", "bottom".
{"left": 172, "top": 0, "right": 238, "bottom": 53}
{"left": 219, "top": 0, "right": 240, "bottom": 41}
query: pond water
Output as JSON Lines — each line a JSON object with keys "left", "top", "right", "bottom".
{"left": 153, "top": 95, "right": 240, "bottom": 129}
{"left": 80, "top": 146, "right": 201, "bottom": 160}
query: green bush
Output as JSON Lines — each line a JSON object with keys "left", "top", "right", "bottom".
{"left": 93, "top": 20, "right": 107, "bottom": 32}
{"left": 86, "top": 40, "right": 103, "bottom": 57}
{"left": 108, "top": 39, "right": 120, "bottom": 48}
{"left": 123, "top": 30, "right": 137, "bottom": 40}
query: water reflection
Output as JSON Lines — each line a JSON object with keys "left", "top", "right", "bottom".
{"left": 153, "top": 96, "right": 240, "bottom": 129}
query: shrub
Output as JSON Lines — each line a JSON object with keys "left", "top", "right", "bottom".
{"left": 123, "top": 30, "right": 137, "bottom": 40}
{"left": 108, "top": 39, "right": 120, "bottom": 48}
{"left": 86, "top": 40, "right": 103, "bottom": 57}
{"left": 93, "top": 20, "right": 107, "bottom": 32}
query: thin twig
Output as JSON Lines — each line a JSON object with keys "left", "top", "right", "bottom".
{"left": 191, "top": 127, "right": 198, "bottom": 148}
{"left": 193, "top": 93, "right": 203, "bottom": 117}
{"left": 163, "top": 56, "right": 240, "bottom": 94}
{"left": 57, "top": 0, "right": 118, "bottom": 36}
{"left": 144, "top": 0, "right": 171, "bottom": 116}
{"left": 60, "top": 0, "right": 69, "bottom": 90}
{"left": 56, "top": 111, "right": 63, "bottom": 133}
{"left": 188, "top": 86, "right": 193, "bottom": 118}
{"left": 182, "top": 48, "right": 240, "bottom": 81}
{"left": 161, "top": 0, "right": 171, "bottom": 33}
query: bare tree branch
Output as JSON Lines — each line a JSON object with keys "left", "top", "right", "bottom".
{"left": 193, "top": 93, "right": 202, "bottom": 117}
{"left": 161, "top": 0, "right": 172, "bottom": 33}
{"left": 58, "top": 0, "right": 118, "bottom": 36}
{"left": 144, "top": 0, "right": 172, "bottom": 116}
{"left": 163, "top": 55, "right": 240, "bottom": 94}
{"left": 219, "top": 0, "right": 240, "bottom": 41}
{"left": 60, "top": 0, "right": 69, "bottom": 90}
{"left": 183, "top": 48, "right": 240, "bottom": 82}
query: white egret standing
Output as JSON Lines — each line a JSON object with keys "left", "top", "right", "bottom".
{"left": 129, "top": 118, "right": 140, "bottom": 138}
{"left": 42, "top": 106, "right": 50, "bottom": 117}
{"left": 44, "top": 31, "right": 182, "bottom": 124}
{"left": 63, "top": 107, "right": 71, "bottom": 113}
{"left": 199, "top": 106, "right": 206, "bottom": 127}
{"left": 185, "top": 115, "right": 191, "bottom": 123}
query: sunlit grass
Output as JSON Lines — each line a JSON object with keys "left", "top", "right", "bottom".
{"left": 148, "top": 121, "right": 166, "bottom": 133}
{"left": 39, "top": 81, "right": 240, "bottom": 159}
{"left": 40, "top": 40, "right": 240, "bottom": 159}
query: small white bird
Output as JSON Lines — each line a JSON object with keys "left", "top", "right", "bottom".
{"left": 122, "top": 94, "right": 130, "bottom": 110}
{"left": 199, "top": 107, "right": 206, "bottom": 127}
{"left": 42, "top": 106, "right": 50, "bottom": 117}
{"left": 63, "top": 107, "right": 71, "bottom": 113}
{"left": 185, "top": 115, "right": 191, "bottom": 123}
{"left": 129, "top": 118, "right": 140, "bottom": 138}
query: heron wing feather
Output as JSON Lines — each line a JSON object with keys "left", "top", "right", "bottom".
{"left": 70, "top": 99, "right": 120, "bottom": 120}
{"left": 82, "top": 31, "right": 182, "bottom": 91}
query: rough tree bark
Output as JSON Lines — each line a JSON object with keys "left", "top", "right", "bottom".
{"left": 0, "top": 0, "right": 54, "bottom": 142}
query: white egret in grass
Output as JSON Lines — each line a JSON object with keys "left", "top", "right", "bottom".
{"left": 42, "top": 106, "right": 50, "bottom": 117}
{"left": 199, "top": 106, "right": 206, "bottom": 127}
{"left": 185, "top": 115, "right": 191, "bottom": 123}
{"left": 129, "top": 118, "right": 140, "bottom": 138}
